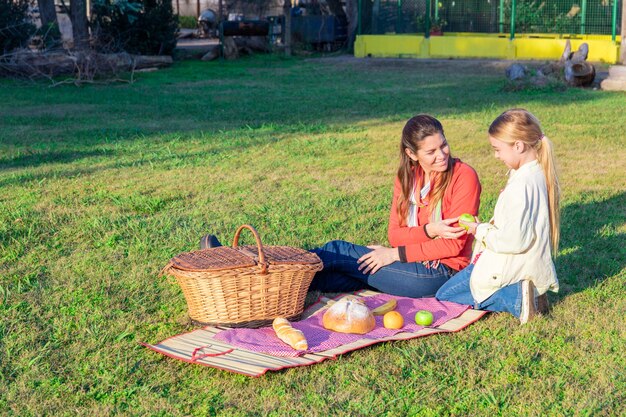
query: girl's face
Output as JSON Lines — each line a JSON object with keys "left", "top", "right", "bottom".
{"left": 489, "top": 135, "right": 521, "bottom": 169}
{"left": 405, "top": 133, "right": 450, "bottom": 175}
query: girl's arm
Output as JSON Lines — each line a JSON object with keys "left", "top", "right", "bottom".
{"left": 475, "top": 184, "right": 536, "bottom": 254}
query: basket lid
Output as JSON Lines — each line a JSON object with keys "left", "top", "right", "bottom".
{"left": 169, "top": 247, "right": 257, "bottom": 272}
{"left": 239, "top": 245, "right": 322, "bottom": 265}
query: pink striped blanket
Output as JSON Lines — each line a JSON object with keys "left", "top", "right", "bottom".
{"left": 213, "top": 294, "right": 469, "bottom": 357}
{"left": 142, "top": 290, "right": 487, "bottom": 376}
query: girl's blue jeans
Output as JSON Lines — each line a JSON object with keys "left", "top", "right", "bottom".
{"left": 309, "top": 240, "right": 454, "bottom": 298}
{"left": 435, "top": 264, "right": 522, "bottom": 317}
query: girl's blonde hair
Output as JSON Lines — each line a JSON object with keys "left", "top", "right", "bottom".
{"left": 488, "top": 109, "right": 561, "bottom": 255}
{"left": 397, "top": 115, "right": 455, "bottom": 224}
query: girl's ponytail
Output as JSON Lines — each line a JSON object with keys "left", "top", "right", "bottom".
{"left": 536, "top": 135, "right": 561, "bottom": 256}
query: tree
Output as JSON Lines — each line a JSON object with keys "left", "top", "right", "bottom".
{"left": 37, "top": 0, "right": 58, "bottom": 32}
{"left": 36, "top": 0, "right": 61, "bottom": 46}
{"left": 345, "top": 0, "right": 358, "bottom": 52}
{"left": 0, "top": 0, "right": 35, "bottom": 53}
{"left": 70, "top": 0, "right": 89, "bottom": 49}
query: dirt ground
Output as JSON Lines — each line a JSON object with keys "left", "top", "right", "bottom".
{"left": 173, "top": 34, "right": 610, "bottom": 87}
{"left": 308, "top": 55, "right": 610, "bottom": 85}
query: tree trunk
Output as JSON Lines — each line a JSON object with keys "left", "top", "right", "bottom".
{"left": 345, "top": 0, "right": 358, "bottom": 52}
{"left": 283, "top": 0, "right": 292, "bottom": 56}
{"left": 37, "top": 0, "right": 58, "bottom": 31}
{"left": 70, "top": 0, "right": 89, "bottom": 49}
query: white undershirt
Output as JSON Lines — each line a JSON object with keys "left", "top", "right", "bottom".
{"left": 408, "top": 181, "right": 430, "bottom": 227}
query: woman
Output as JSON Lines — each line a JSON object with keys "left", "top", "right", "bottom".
{"left": 308, "top": 114, "right": 481, "bottom": 298}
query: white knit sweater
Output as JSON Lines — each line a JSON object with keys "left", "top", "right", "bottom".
{"left": 470, "top": 160, "right": 559, "bottom": 303}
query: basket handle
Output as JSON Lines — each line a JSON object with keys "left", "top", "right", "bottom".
{"left": 232, "top": 224, "right": 268, "bottom": 274}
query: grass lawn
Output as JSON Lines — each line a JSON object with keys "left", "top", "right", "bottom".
{"left": 0, "top": 55, "right": 625, "bottom": 416}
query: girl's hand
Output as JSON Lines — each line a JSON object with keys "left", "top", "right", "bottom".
{"left": 463, "top": 220, "right": 479, "bottom": 236}
{"left": 426, "top": 217, "right": 467, "bottom": 240}
{"left": 357, "top": 246, "right": 400, "bottom": 275}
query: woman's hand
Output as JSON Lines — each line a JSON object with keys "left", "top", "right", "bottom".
{"left": 357, "top": 246, "right": 399, "bottom": 275}
{"left": 425, "top": 218, "right": 467, "bottom": 240}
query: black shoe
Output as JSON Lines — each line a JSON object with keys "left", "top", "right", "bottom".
{"left": 537, "top": 293, "right": 549, "bottom": 315}
{"left": 200, "top": 234, "right": 222, "bottom": 249}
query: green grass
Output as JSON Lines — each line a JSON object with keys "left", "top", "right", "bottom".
{"left": 1, "top": 55, "right": 625, "bottom": 416}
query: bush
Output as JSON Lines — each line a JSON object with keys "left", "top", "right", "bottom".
{"left": 0, "top": 0, "right": 36, "bottom": 54}
{"left": 178, "top": 15, "right": 197, "bottom": 29}
{"left": 91, "top": 0, "right": 179, "bottom": 55}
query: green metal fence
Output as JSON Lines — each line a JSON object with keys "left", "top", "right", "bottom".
{"left": 359, "top": 0, "right": 623, "bottom": 39}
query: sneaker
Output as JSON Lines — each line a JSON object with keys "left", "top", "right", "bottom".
{"left": 519, "top": 280, "right": 538, "bottom": 325}
{"left": 199, "top": 234, "right": 222, "bottom": 250}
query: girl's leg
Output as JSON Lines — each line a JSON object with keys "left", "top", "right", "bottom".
{"left": 476, "top": 282, "right": 523, "bottom": 318}
{"left": 437, "top": 268, "right": 529, "bottom": 319}
{"left": 435, "top": 264, "right": 475, "bottom": 306}
{"left": 310, "top": 240, "right": 452, "bottom": 298}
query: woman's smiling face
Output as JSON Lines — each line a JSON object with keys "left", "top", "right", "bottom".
{"left": 406, "top": 133, "right": 450, "bottom": 175}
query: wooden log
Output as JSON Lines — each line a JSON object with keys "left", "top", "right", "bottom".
{"left": 0, "top": 51, "right": 173, "bottom": 78}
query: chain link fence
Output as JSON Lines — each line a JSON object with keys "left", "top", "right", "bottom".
{"left": 360, "top": 0, "right": 623, "bottom": 37}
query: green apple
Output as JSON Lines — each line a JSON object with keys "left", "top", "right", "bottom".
{"left": 414, "top": 310, "right": 434, "bottom": 326}
{"left": 458, "top": 213, "right": 475, "bottom": 230}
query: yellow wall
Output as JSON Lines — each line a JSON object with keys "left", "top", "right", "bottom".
{"left": 354, "top": 35, "right": 424, "bottom": 58}
{"left": 354, "top": 34, "right": 621, "bottom": 63}
{"left": 428, "top": 36, "right": 512, "bottom": 58}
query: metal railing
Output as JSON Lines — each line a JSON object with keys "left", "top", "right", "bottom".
{"left": 358, "top": 0, "right": 623, "bottom": 40}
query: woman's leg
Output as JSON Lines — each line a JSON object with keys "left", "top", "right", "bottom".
{"left": 309, "top": 240, "right": 370, "bottom": 293}
{"left": 310, "top": 240, "right": 452, "bottom": 298}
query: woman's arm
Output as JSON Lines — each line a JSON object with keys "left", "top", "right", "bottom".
{"left": 401, "top": 164, "right": 481, "bottom": 262}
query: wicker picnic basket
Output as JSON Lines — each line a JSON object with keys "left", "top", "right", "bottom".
{"left": 163, "top": 225, "right": 323, "bottom": 328}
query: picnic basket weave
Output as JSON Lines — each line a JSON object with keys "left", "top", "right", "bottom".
{"left": 163, "top": 225, "right": 323, "bottom": 328}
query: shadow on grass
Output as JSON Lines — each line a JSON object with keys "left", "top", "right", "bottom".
{"left": 0, "top": 149, "right": 114, "bottom": 171}
{"left": 553, "top": 191, "right": 625, "bottom": 298}
{"left": 0, "top": 58, "right": 609, "bottom": 149}
{"left": 0, "top": 131, "right": 284, "bottom": 187}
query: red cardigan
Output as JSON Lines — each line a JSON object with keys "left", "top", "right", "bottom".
{"left": 387, "top": 159, "right": 481, "bottom": 271}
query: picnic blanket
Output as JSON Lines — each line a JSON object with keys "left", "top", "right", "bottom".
{"left": 142, "top": 290, "right": 487, "bottom": 377}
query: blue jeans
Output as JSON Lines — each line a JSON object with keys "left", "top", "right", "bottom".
{"left": 309, "top": 240, "right": 454, "bottom": 298}
{"left": 435, "top": 264, "right": 522, "bottom": 317}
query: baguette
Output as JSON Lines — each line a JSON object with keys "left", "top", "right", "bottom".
{"left": 272, "top": 317, "right": 308, "bottom": 351}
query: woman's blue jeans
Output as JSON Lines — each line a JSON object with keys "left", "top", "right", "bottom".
{"left": 435, "top": 264, "right": 522, "bottom": 317}
{"left": 309, "top": 240, "right": 454, "bottom": 298}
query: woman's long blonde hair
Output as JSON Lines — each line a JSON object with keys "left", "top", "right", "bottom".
{"left": 489, "top": 109, "right": 561, "bottom": 255}
{"left": 396, "top": 115, "right": 455, "bottom": 225}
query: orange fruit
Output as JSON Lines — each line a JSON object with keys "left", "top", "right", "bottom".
{"left": 383, "top": 311, "right": 404, "bottom": 329}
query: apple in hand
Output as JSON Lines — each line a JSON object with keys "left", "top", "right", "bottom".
{"left": 458, "top": 213, "right": 475, "bottom": 230}
{"left": 414, "top": 310, "right": 434, "bottom": 326}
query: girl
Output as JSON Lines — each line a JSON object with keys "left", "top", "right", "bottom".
{"left": 436, "top": 109, "right": 560, "bottom": 324}
{"left": 308, "top": 114, "right": 481, "bottom": 298}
